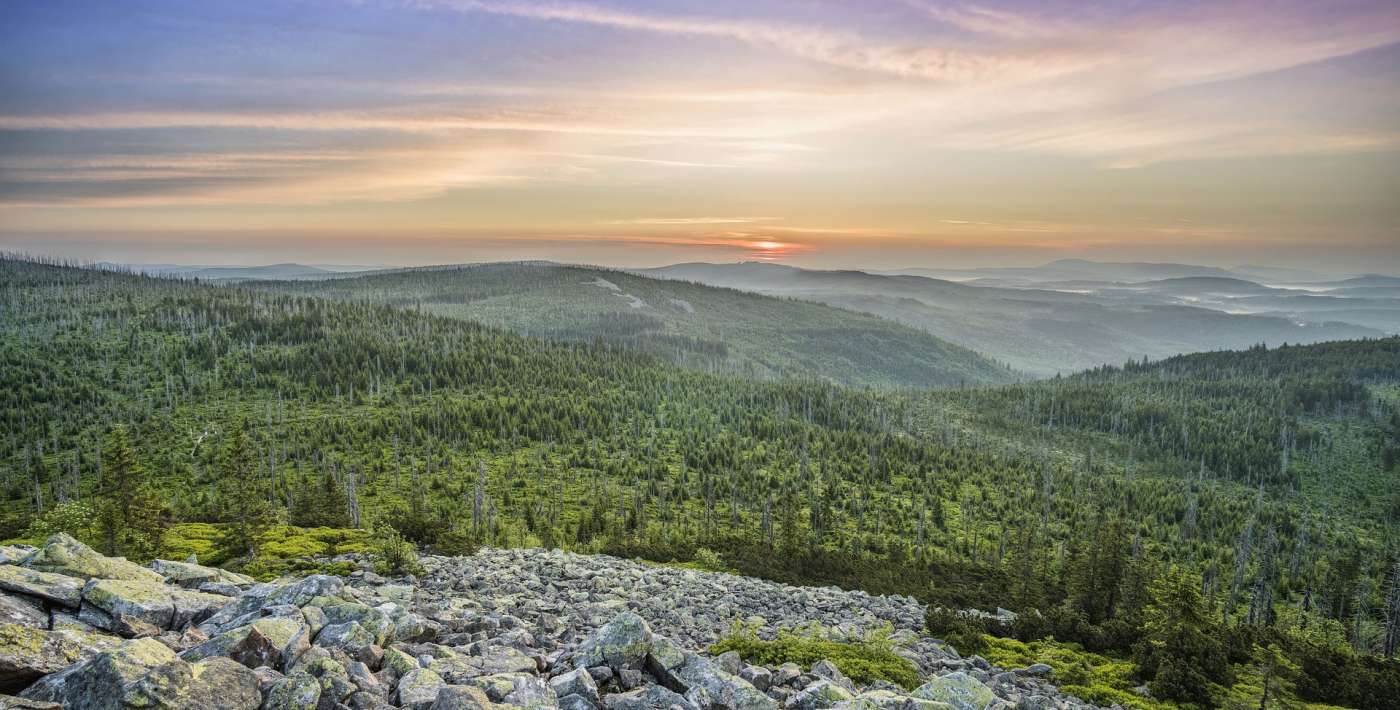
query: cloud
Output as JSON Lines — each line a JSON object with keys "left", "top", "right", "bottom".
{"left": 428, "top": 0, "right": 1101, "bottom": 83}
{"left": 605, "top": 217, "right": 779, "bottom": 225}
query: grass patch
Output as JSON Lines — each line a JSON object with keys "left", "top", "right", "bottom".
{"left": 162, "top": 523, "right": 370, "bottom": 580}
{"left": 979, "top": 635, "right": 1165, "bottom": 710}
{"left": 710, "top": 623, "right": 919, "bottom": 689}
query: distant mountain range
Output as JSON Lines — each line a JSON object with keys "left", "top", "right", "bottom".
{"left": 639, "top": 262, "right": 1392, "bottom": 376}
{"left": 124, "top": 258, "right": 1398, "bottom": 379}
{"left": 100, "top": 262, "right": 383, "bottom": 281}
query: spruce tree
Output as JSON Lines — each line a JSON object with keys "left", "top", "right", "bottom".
{"left": 216, "top": 420, "right": 278, "bottom": 558}
{"left": 94, "top": 426, "right": 165, "bottom": 561}
{"left": 1134, "top": 566, "right": 1230, "bottom": 705}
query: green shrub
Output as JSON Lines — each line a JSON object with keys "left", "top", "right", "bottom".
{"left": 710, "top": 623, "right": 919, "bottom": 688}
{"left": 430, "top": 528, "right": 480, "bottom": 557}
{"left": 371, "top": 524, "right": 424, "bottom": 577}
{"left": 23, "top": 500, "right": 97, "bottom": 543}
{"left": 923, "top": 608, "right": 990, "bottom": 655}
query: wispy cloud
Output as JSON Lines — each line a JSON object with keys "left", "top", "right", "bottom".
{"left": 428, "top": 0, "right": 1101, "bottom": 83}
{"left": 605, "top": 217, "right": 779, "bottom": 225}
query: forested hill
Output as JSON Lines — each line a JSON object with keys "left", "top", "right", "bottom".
{"left": 921, "top": 338, "right": 1400, "bottom": 502}
{"left": 1078, "top": 337, "right": 1400, "bottom": 383}
{"left": 246, "top": 262, "right": 1015, "bottom": 389}
{"left": 3, "top": 257, "right": 1399, "bottom": 708}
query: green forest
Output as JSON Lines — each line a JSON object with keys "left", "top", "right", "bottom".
{"left": 2, "top": 256, "right": 1398, "bottom": 709}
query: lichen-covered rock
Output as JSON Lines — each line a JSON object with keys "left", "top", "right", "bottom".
{"left": 266, "top": 575, "right": 344, "bottom": 609}
{"left": 910, "top": 674, "right": 996, "bottom": 710}
{"left": 0, "top": 566, "right": 84, "bottom": 608}
{"left": 314, "top": 620, "right": 377, "bottom": 657}
{"left": 120, "top": 655, "right": 261, "bottom": 709}
{"left": 80, "top": 579, "right": 177, "bottom": 630}
{"left": 182, "top": 616, "right": 311, "bottom": 671}
{"left": 150, "top": 559, "right": 255, "bottom": 590}
{"left": 0, "top": 693, "right": 59, "bottom": 708}
{"left": 603, "top": 685, "right": 696, "bottom": 710}
{"left": 262, "top": 670, "right": 321, "bottom": 710}
{"left": 575, "top": 612, "right": 652, "bottom": 671}
{"left": 785, "top": 679, "right": 855, "bottom": 710}
{"left": 397, "top": 667, "right": 448, "bottom": 710}
{"left": 470, "top": 672, "right": 556, "bottom": 709}
{"left": 431, "top": 684, "right": 494, "bottom": 710}
{"left": 19, "top": 636, "right": 177, "bottom": 709}
{"left": 20, "top": 534, "right": 163, "bottom": 584}
{"left": 549, "top": 667, "right": 599, "bottom": 705}
{"left": 0, "top": 545, "right": 1108, "bottom": 710}
{"left": 809, "top": 661, "right": 854, "bottom": 693}
{"left": 0, "top": 546, "right": 37, "bottom": 565}
{"left": 0, "top": 623, "right": 120, "bottom": 692}
{"left": 671, "top": 654, "right": 776, "bottom": 710}
{"left": 0, "top": 595, "right": 48, "bottom": 630}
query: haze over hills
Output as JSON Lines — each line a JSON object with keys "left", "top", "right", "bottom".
{"left": 248, "top": 261, "right": 1016, "bottom": 389}
{"left": 98, "top": 262, "right": 383, "bottom": 281}
{"left": 640, "top": 261, "right": 1389, "bottom": 376}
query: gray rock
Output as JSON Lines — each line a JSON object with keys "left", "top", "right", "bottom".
{"left": 0, "top": 693, "right": 59, "bottom": 708}
{"left": 558, "top": 692, "right": 599, "bottom": 710}
{"left": 910, "top": 673, "right": 996, "bottom": 710}
{"left": 0, "top": 546, "right": 37, "bottom": 565}
{"left": 397, "top": 668, "right": 448, "bottom": 710}
{"left": 432, "top": 684, "right": 494, "bottom": 710}
{"left": 263, "top": 672, "right": 322, "bottom": 710}
{"left": 0, "top": 623, "right": 121, "bottom": 693}
{"left": 0, "top": 566, "right": 85, "bottom": 608}
{"left": 619, "top": 669, "right": 646, "bottom": 690}
{"left": 717, "top": 651, "right": 742, "bottom": 675}
{"left": 150, "top": 559, "right": 255, "bottom": 590}
{"left": 604, "top": 685, "right": 697, "bottom": 710}
{"left": 672, "top": 654, "right": 776, "bottom": 710}
{"left": 740, "top": 666, "right": 772, "bottom": 692}
{"left": 19, "top": 637, "right": 178, "bottom": 710}
{"left": 784, "top": 679, "right": 855, "bottom": 710}
{"left": 810, "top": 662, "right": 854, "bottom": 693}
{"left": 0, "top": 594, "right": 48, "bottom": 629}
{"left": 315, "top": 620, "right": 377, "bottom": 657}
{"left": 1016, "top": 664, "right": 1052, "bottom": 678}
{"left": 183, "top": 617, "right": 311, "bottom": 671}
{"left": 550, "top": 667, "right": 601, "bottom": 704}
{"left": 469, "top": 672, "right": 557, "bottom": 709}
{"left": 576, "top": 612, "right": 653, "bottom": 671}
{"left": 20, "top": 534, "right": 164, "bottom": 584}
{"left": 120, "top": 655, "right": 262, "bottom": 709}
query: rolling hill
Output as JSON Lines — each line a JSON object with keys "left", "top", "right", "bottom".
{"left": 247, "top": 262, "right": 1016, "bottom": 389}
{"left": 640, "top": 262, "right": 1384, "bottom": 376}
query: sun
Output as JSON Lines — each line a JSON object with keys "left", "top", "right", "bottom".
{"left": 748, "top": 240, "right": 789, "bottom": 260}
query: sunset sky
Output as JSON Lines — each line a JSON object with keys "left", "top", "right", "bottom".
{"left": 2, "top": 0, "right": 1398, "bottom": 270}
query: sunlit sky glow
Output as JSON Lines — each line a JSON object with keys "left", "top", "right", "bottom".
{"left": 2, "top": 0, "right": 1398, "bottom": 270}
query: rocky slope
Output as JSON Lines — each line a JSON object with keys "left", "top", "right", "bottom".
{"left": 0, "top": 535, "right": 1106, "bottom": 709}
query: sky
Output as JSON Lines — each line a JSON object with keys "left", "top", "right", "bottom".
{"left": 1, "top": 0, "right": 1398, "bottom": 271}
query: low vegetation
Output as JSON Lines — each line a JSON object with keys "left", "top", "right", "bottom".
{"left": 711, "top": 622, "right": 920, "bottom": 689}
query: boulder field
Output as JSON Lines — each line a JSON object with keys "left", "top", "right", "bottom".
{"left": 0, "top": 535, "right": 1105, "bottom": 710}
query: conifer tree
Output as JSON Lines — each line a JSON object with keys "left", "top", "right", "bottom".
{"left": 94, "top": 426, "right": 165, "bottom": 561}
{"left": 1134, "top": 566, "right": 1230, "bottom": 705}
{"left": 217, "top": 420, "right": 277, "bottom": 558}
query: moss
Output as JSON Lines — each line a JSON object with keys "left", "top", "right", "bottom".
{"left": 980, "top": 636, "right": 1166, "bottom": 710}
{"left": 710, "top": 625, "right": 919, "bottom": 689}
{"left": 1058, "top": 683, "right": 1161, "bottom": 710}
{"left": 161, "top": 523, "right": 221, "bottom": 563}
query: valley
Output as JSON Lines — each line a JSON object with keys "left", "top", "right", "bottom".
{"left": 2, "top": 256, "right": 1398, "bottom": 708}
